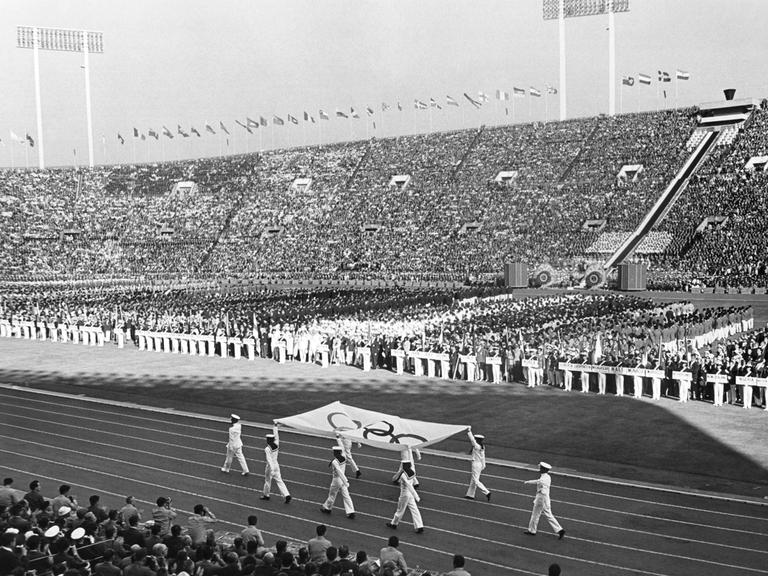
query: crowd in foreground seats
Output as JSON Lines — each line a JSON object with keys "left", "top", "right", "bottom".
{"left": 0, "top": 479, "right": 475, "bottom": 576}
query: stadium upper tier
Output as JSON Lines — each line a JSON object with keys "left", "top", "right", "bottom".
{"left": 2, "top": 104, "right": 767, "bottom": 287}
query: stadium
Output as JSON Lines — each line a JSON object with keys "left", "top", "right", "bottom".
{"left": 2, "top": 1, "right": 768, "bottom": 575}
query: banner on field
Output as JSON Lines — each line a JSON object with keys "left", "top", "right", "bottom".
{"left": 274, "top": 401, "right": 467, "bottom": 451}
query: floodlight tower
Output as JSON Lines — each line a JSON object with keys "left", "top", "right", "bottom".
{"left": 17, "top": 26, "right": 104, "bottom": 169}
{"left": 543, "top": 0, "right": 630, "bottom": 119}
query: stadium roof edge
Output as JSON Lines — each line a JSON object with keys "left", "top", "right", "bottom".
{"left": 698, "top": 97, "right": 763, "bottom": 113}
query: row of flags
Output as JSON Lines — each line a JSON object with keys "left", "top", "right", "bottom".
{"left": 2, "top": 130, "right": 35, "bottom": 147}
{"left": 114, "top": 88, "right": 560, "bottom": 144}
{"left": 622, "top": 69, "right": 691, "bottom": 87}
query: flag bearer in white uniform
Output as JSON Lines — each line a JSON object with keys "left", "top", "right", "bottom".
{"left": 523, "top": 462, "right": 565, "bottom": 539}
{"left": 464, "top": 428, "right": 491, "bottom": 501}
{"left": 386, "top": 461, "right": 424, "bottom": 533}
{"left": 335, "top": 433, "right": 362, "bottom": 478}
{"left": 221, "top": 414, "right": 250, "bottom": 476}
{"left": 320, "top": 446, "right": 356, "bottom": 518}
{"left": 261, "top": 426, "right": 291, "bottom": 503}
{"left": 392, "top": 446, "right": 421, "bottom": 488}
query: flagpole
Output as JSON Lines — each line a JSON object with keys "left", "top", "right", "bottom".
{"left": 545, "top": 92, "right": 549, "bottom": 123}
{"left": 512, "top": 96, "right": 515, "bottom": 123}
{"left": 559, "top": 0, "right": 567, "bottom": 120}
{"left": 25, "top": 141, "right": 29, "bottom": 169}
{"left": 132, "top": 136, "right": 136, "bottom": 164}
{"left": 620, "top": 83, "right": 623, "bottom": 115}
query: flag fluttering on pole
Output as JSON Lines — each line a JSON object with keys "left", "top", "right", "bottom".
{"left": 513, "top": 87, "right": 526, "bottom": 98}
{"left": 622, "top": 76, "right": 635, "bottom": 86}
{"left": 414, "top": 99, "right": 428, "bottom": 110}
{"left": 676, "top": 69, "right": 690, "bottom": 80}
{"left": 546, "top": 86, "right": 558, "bottom": 94}
{"left": 319, "top": 109, "right": 329, "bottom": 120}
{"left": 247, "top": 117, "right": 259, "bottom": 128}
{"left": 273, "top": 115, "right": 285, "bottom": 126}
{"left": 429, "top": 98, "right": 442, "bottom": 109}
{"left": 219, "top": 121, "right": 230, "bottom": 135}
{"left": 148, "top": 128, "right": 159, "bottom": 139}
{"left": 190, "top": 126, "right": 201, "bottom": 137}
{"left": 463, "top": 93, "right": 482, "bottom": 108}
{"left": 162, "top": 125, "right": 174, "bottom": 139}
{"left": 638, "top": 73, "right": 652, "bottom": 85}
{"left": 335, "top": 109, "right": 348, "bottom": 118}
{"left": 25, "top": 133, "right": 35, "bottom": 147}
{"left": 350, "top": 107, "right": 360, "bottom": 118}
{"left": 205, "top": 123, "right": 216, "bottom": 135}
{"left": 133, "top": 127, "right": 139, "bottom": 138}
{"left": 446, "top": 95, "right": 459, "bottom": 107}
{"left": 235, "top": 119, "right": 252, "bottom": 133}
{"left": 288, "top": 114, "right": 299, "bottom": 124}
{"left": 496, "top": 89, "right": 510, "bottom": 101}
{"left": 259, "top": 116, "right": 268, "bottom": 127}
{"left": 477, "top": 91, "right": 490, "bottom": 102}
{"left": 529, "top": 87, "right": 542, "bottom": 97}
{"left": 177, "top": 125, "right": 189, "bottom": 137}
{"left": 117, "top": 133, "right": 125, "bottom": 145}
{"left": 658, "top": 70, "right": 671, "bottom": 82}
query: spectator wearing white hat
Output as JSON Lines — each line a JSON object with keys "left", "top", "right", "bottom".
{"left": 221, "top": 414, "right": 250, "bottom": 476}
{"left": 261, "top": 425, "right": 291, "bottom": 503}
{"left": 523, "top": 462, "right": 565, "bottom": 539}
{"left": 386, "top": 460, "right": 423, "bottom": 533}
{"left": 320, "top": 446, "right": 356, "bottom": 518}
{"left": 464, "top": 428, "right": 491, "bottom": 501}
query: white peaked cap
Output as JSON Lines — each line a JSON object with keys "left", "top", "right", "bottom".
{"left": 539, "top": 461, "right": 552, "bottom": 470}
{"left": 231, "top": 414, "right": 240, "bottom": 420}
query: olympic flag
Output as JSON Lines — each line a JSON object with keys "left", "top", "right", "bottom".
{"left": 274, "top": 401, "right": 467, "bottom": 451}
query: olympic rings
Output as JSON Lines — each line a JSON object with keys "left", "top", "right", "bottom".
{"left": 363, "top": 420, "right": 427, "bottom": 444}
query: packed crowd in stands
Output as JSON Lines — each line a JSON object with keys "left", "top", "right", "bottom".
{"left": 0, "top": 107, "right": 706, "bottom": 284}
{"left": 0, "top": 477, "right": 476, "bottom": 575}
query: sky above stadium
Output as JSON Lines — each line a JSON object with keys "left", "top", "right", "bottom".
{"left": 2, "top": 0, "right": 767, "bottom": 168}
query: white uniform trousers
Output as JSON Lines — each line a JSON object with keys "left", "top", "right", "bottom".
{"left": 344, "top": 452, "right": 360, "bottom": 475}
{"left": 633, "top": 375, "right": 643, "bottom": 399}
{"left": 652, "top": 377, "right": 661, "bottom": 400}
{"left": 528, "top": 496, "right": 562, "bottom": 535}
{"left": 322, "top": 478, "right": 355, "bottom": 514}
{"left": 598, "top": 373, "right": 607, "bottom": 395}
{"left": 391, "top": 493, "right": 423, "bottom": 530}
{"left": 222, "top": 445, "right": 249, "bottom": 474}
{"left": 466, "top": 463, "right": 490, "bottom": 498}
{"left": 263, "top": 465, "right": 290, "bottom": 497}
{"left": 713, "top": 382, "right": 724, "bottom": 406}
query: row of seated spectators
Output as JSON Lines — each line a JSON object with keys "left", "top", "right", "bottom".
{"left": 0, "top": 108, "right": 697, "bottom": 280}
{"left": 0, "top": 478, "right": 469, "bottom": 576}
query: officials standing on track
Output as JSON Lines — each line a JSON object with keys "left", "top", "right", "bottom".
{"left": 320, "top": 446, "right": 356, "bottom": 518}
{"left": 465, "top": 428, "right": 491, "bottom": 501}
{"left": 386, "top": 461, "right": 424, "bottom": 533}
{"left": 221, "top": 414, "right": 250, "bottom": 476}
{"left": 523, "top": 462, "right": 565, "bottom": 539}
{"left": 261, "top": 426, "right": 292, "bottom": 503}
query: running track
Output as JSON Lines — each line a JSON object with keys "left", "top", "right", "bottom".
{"left": 0, "top": 385, "right": 766, "bottom": 576}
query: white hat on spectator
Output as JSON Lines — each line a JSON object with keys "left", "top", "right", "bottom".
{"left": 70, "top": 527, "right": 86, "bottom": 540}
{"left": 24, "top": 531, "right": 36, "bottom": 540}
{"left": 44, "top": 526, "right": 60, "bottom": 538}
{"left": 4, "top": 527, "right": 19, "bottom": 535}
{"left": 58, "top": 505, "right": 72, "bottom": 517}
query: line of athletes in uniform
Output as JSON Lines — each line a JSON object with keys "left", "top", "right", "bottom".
{"left": 221, "top": 414, "right": 565, "bottom": 538}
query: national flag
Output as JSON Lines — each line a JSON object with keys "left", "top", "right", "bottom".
{"left": 162, "top": 125, "right": 174, "bottom": 138}
{"left": 446, "top": 95, "right": 459, "bottom": 107}
{"left": 259, "top": 116, "right": 268, "bottom": 127}
{"left": 658, "top": 70, "right": 671, "bottom": 82}
{"left": 477, "top": 91, "right": 490, "bottom": 102}
{"left": 463, "top": 93, "right": 482, "bottom": 108}
{"left": 190, "top": 126, "right": 201, "bottom": 137}
{"left": 496, "top": 89, "right": 510, "bottom": 101}
{"left": 140, "top": 133, "right": 146, "bottom": 141}
{"left": 117, "top": 133, "right": 125, "bottom": 145}
{"left": 381, "top": 102, "right": 390, "bottom": 111}
{"left": 638, "top": 73, "right": 652, "bottom": 85}
{"left": 336, "top": 109, "right": 348, "bottom": 118}
{"left": 133, "top": 127, "right": 139, "bottom": 138}
{"left": 366, "top": 106, "right": 375, "bottom": 116}
{"left": 148, "top": 128, "right": 159, "bottom": 140}
{"left": 273, "top": 115, "right": 285, "bottom": 126}
{"left": 247, "top": 117, "right": 259, "bottom": 128}
{"left": 513, "top": 87, "right": 526, "bottom": 97}
{"left": 546, "top": 86, "right": 558, "bottom": 94}
{"left": 350, "top": 108, "right": 360, "bottom": 118}
{"left": 414, "top": 99, "right": 428, "bottom": 109}
{"left": 529, "top": 87, "right": 542, "bottom": 97}
{"left": 304, "top": 111, "right": 310, "bottom": 121}
{"left": 26, "top": 133, "right": 35, "bottom": 147}
{"left": 287, "top": 114, "right": 299, "bottom": 124}
{"left": 177, "top": 124, "right": 189, "bottom": 137}
{"left": 429, "top": 98, "right": 441, "bottom": 109}
{"left": 205, "top": 123, "right": 216, "bottom": 135}
{"left": 235, "top": 119, "right": 253, "bottom": 133}
{"left": 622, "top": 76, "right": 635, "bottom": 86}
{"left": 397, "top": 102, "right": 403, "bottom": 111}
{"left": 676, "top": 69, "right": 690, "bottom": 81}
{"left": 219, "top": 121, "right": 230, "bottom": 134}
{"left": 319, "top": 109, "right": 329, "bottom": 120}
{"left": 9, "top": 130, "right": 21, "bottom": 142}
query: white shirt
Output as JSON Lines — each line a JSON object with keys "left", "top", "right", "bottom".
{"left": 468, "top": 431, "right": 486, "bottom": 470}
{"left": 330, "top": 458, "right": 349, "bottom": 486}
{"left": 228, "top": 422, "right": 243, "bottom": 449}
{"left": 398, "top": 473, "right": 420, "bottom": 502}
{"left": 525, "top": 472, "right": 552, "bottom": 500}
